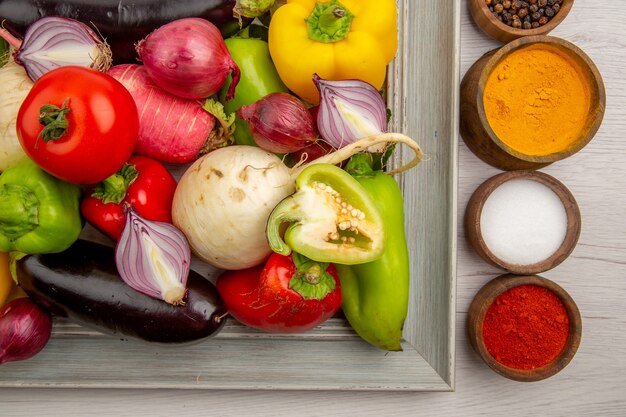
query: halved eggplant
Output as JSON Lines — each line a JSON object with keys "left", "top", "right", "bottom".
{"left": 15, "top": 239, "right": 227, "bottom": 344}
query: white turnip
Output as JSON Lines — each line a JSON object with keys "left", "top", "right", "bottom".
{"left": 0, "top": 59, "right": 32, "bottom": 172}
{"left": 172, "top": 133, "right": 423, "bottom": 270}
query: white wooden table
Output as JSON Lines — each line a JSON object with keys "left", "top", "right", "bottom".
{"left": 2, "top": 1, "right": 625, "bottom": 415}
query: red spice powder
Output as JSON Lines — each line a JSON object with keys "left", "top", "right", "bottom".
{"left": 482, "top": 284, "right": 570, "bottom": 370}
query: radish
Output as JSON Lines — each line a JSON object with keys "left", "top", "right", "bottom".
{"left": 108, "top": 64, "right": 221, "bottom": 164}
{"left": 172, "top": 133, "right": 423, "bottom": 270}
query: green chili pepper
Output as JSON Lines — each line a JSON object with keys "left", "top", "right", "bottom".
{"left": 0, "top": 158, "right": 82, "bottom": 254}
{"left": 266, "top": 163, "right": 385, "bottom": 265}
{"left": 218, "top": 37, "right": 288, "bottom": 146}
{"left": 335, "top": 153, "right": 409, "bottom": 351}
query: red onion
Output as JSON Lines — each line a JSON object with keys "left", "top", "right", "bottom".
{"left": 0, "top": 16, "right": 112, "bottom": 81}
{"left": 0, "top": 297, "right": 52, "bottom": 365}
{"left": 237, "top": 92, "right": 317, "bottom": 153}
{"left": 137, "top": 18, "right": 240, "bottom": 100}
{"left": 313, "top": 74, "right": 387, "bottom": 148}
{"left": 289, "top": 140, "right": 337, "bottom": 165}
{"left": 116, "top": 206, "right": 191, "bottom": 305}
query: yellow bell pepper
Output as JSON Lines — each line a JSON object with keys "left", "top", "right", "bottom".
{"left": 268, "top": 0, "right": 398, "bottom": 104}
{"left": 0, "top": 252, "right": 11, "bottom": 306}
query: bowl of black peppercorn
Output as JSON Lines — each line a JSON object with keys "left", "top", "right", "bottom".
{"left": 469, "top": 0, "right": 574, "bottom": 43}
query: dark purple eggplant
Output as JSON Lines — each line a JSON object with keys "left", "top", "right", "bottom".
{"left": 15, "top": 239, "right": 227, "bottom": 344}
{"left": 0, "top": 0, "right": 250, "bottom": 63}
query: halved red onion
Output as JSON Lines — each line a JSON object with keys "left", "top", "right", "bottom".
{"left": 313, "top": 74, "right": 387, "bottom": 148}
{"left": 115, "top": 206, "right": 191, "bottom": 305}
{"left": 9, "top": 16, "right": 112, "bottom": 81}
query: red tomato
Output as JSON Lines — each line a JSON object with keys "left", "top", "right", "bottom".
{"left": 81, "top": 155, "right": 177, "bottom": 241}
{"left": 216, "top": 253, "right": 342, "bottom": 333}
{"left": 17, "top": 66, "right": 139, "bottom": 184}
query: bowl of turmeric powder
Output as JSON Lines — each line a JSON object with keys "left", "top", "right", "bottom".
{"left": 469, "top": 0, "right": 574, "bottom": 43}
{"left": 460, "top": 35, "right": 605, "bottom": 171}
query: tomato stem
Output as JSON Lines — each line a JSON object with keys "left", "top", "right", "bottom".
{"left": 36, "top": 97, "right": 71, "bottom": 145}
{"left": 91, "top": 163, "right": 139, "bottom": 205}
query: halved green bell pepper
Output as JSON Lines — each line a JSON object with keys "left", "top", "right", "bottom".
{"left": 0, "top": 158, "right": 82, "bottom": 254}
{"left": 218, "top": 37, "right": 288, "bottom": 146}
{"left": 266, "top": 163, "right": 385, "bottom": 265}
{"left": 335, "top": 153, "right": 410, "bottom": 351}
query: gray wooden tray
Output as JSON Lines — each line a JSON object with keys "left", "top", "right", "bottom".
{"left": 0, "top": 0, "right": 460, "bottom": 391}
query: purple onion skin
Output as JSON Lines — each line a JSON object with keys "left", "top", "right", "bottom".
{"left": 15, "top": 240, "right": 227, "bottom": 344}
{"left": 237, "top": 92, "right": 317, "bottom": 154}
{"left": 0, "top": 298, "right": 52, "bottom": 365}
{"left": 138, "top": 17, "right": 240, "bottom": 100}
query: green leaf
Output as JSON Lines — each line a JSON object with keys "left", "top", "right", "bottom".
{"left": 201, "top": 98, "right": 237, "bottom": 152}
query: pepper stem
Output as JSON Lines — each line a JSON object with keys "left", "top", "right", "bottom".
{"left": 345, "top": 152, "right": 377, "bottom": 177}
{"left": 0, "top": 185, "right": 39, "bottom": 241}
{"left": 289, "top": 252, "right": 335, "bottom": 300}
{"left": 37, "top": 98, "right": 71, "bottom": 145}
{"left": 91, "top": 163, "right": 139, "bottom": 205}
{"left": 306, "top": 0, "right": 354, "bottom": 43}
{"left": 266, "top": 195, "right": 304, "bottom": 256}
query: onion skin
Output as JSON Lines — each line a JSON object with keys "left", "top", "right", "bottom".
{"left": 137, "top": 17, "right": 240, "bottom": 100}
{"left": 15, "top": 239, "right": 227, "bottom": 344}
{"left": 0, "top": 297, "right": 52, "bottom": 365}
{"left": 237, "top": 92, "right": 317, "bottom": 153}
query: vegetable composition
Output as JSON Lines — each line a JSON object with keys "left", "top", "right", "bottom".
{"left": 81, "top": 156, "right": 177, "bottom": 241}
{"left": 0, "top": 297, "right": 52, "bottom": 365}
{"left": 218, "top": 37, "right": 289, "bottom": 146}
{"left": 0, "top": 158, "right": 82, "bottom": 254}
{"left": 335, "top": 153, "right": 410, "bottom": 351}
{"left": 172, "top": 133, "right": 422, "bottom": 270}
{"left": 16, "top": 66, "right": 139, "bottom": 184}
{"left": 137, "top": 18, "right": 240, "bottom": 100}
{"left": 217, "top": 252, "right": 342, "bottom": 333}
{"left": 0, "top": 1, "right": 428, "bottom": 363}
{"left": 0, "top": 0, "right": 251, "bottom": 63}
{"left": 268, "top": 0, "right": 398, "bottom": 103}
{"left": 0, "top": 16, "right": 111, "bottom": 81}
{"left": 0, "top": 58, "right": 31, "bottom": 172}
{"left": 16, "top": 240, "right": 227, "bottom": 343}
{"left": 108, "top": 64, "right": 218, "bottom": 164}
{"left": 267, "top": 163, "right": 386, "bottom": 265}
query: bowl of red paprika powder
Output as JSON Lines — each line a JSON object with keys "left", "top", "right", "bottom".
{"left": 467, "top": 274, "right": 582, "bottom": 382}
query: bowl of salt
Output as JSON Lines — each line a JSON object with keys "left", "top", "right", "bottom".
{"left": 465, "top": 170, "right": 581, "bottom": 274}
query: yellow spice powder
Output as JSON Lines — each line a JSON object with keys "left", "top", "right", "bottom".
{"left": 483, "top": 43, "right": 592, "bottom": 156}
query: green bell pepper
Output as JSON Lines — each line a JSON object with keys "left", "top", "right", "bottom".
{"left": 218, "top": 37, "right": 288, "bottom": 146}
{"left": 0, "top": 158, "right": 82, "bottom": 254}
{"left": 335, "top": 153, "right": 410, "bottom": 351}
{"left": 267, "top": 163, "right": 385, "bottom": 265}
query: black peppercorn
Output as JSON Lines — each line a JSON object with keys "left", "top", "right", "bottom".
{"left": 485, "top": 0, "right": 561, "bottom": 29}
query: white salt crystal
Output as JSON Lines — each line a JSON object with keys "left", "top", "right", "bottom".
{"left": 480, "top": 178, "right": 568, "bottom": 266}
